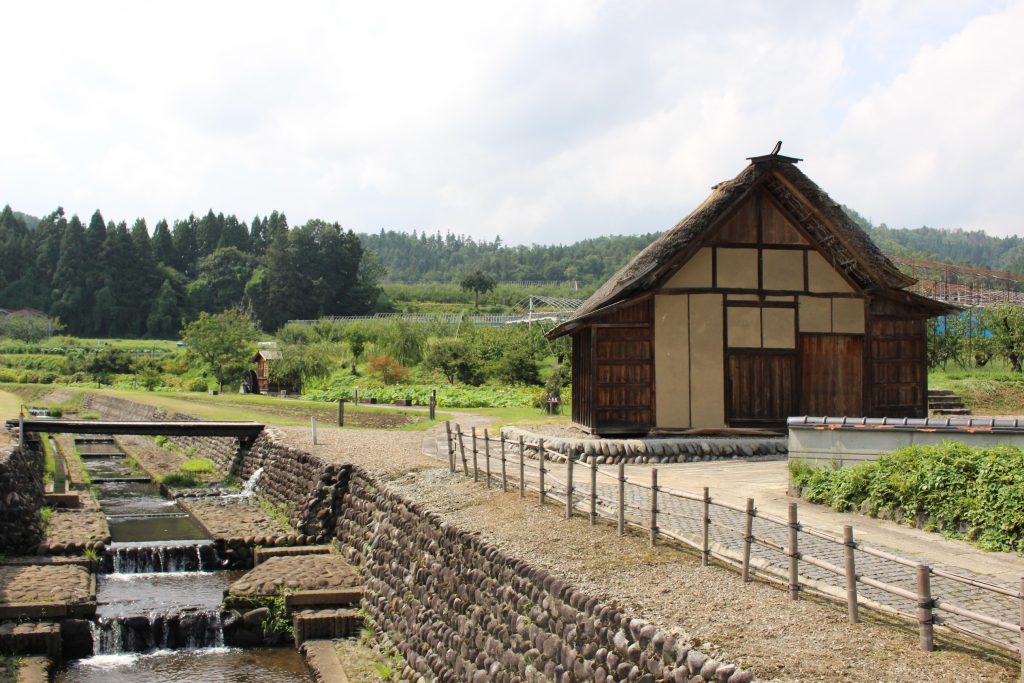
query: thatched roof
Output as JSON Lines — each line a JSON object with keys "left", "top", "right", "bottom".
{"left": 548, "top": 154, "right": 927, "bottom": 338}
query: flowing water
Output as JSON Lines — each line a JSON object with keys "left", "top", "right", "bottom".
{"left": 59, "top": 648, "right": 311, "bottom": 682}
{"left": 55, "top": 437, "right": 310, "bottom": 682}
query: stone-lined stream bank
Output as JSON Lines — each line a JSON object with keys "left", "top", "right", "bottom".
{"left": 4, "top": 394, "right": 756, "bottom": 681}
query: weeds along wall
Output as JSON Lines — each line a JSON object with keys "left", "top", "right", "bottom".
{"left": 0, "top": 435, "right": 45, "bottom": 554}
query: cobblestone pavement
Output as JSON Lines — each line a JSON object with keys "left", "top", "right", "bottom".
{"left": 426, "top": 425, "right": 1021, "bottom": 653}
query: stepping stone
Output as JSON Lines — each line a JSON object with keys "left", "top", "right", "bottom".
{"left": 254, "top": 545, "right": 331, "bottom": 566}
{"left": 227, "top": 554, "right": 362, "bottom": 603}
{"left": 293, "top": 608, "right": 363, "bottom": 645}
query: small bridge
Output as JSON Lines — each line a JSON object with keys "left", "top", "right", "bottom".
{"left": 6, "top": 419, "right": 265, "bottom": 444}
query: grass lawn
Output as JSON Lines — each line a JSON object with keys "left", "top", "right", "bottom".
{"left": 466, "top": 404, "right": 572, "bottom": 430}
{"left": 930, "top": 363, "right": 1024, "bottom": 416}
{"left": 1, "top": 385, "right": 450, "bottom": 431}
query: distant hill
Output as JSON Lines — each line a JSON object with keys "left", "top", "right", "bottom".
{"left": 359, "top": 229, "right": 661, "bottom": 285}
{"left": 361, "top": 213, "right": 1024, "bottom": 286}
{"left": 843, "top": 206, "right": 1024, "bottom": 273}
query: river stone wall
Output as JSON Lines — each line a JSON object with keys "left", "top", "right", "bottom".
{"left": 238, "top": 429, "right": 348, "bottom": 542}
{"left": 81, "top": 394, "right": 242, "bottom": 473}
{"left": 502, "top": 426, "right": 786, "bottom": 465}
{"left": 0, "top": 435, "right": 45, "bottom": 555}
{"left": 73, "top": 397, "right": 755, "bottom": 681}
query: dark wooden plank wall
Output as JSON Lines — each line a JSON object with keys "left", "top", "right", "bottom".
{"left": 868, "top": 316, "right": 927, "bottom": 418}
{"left": 571, "top": 328, "right": 593, "bottom": 429}
{"left": 592, "top": 300, "right": 653, "bottom": 434}
{"left": 800, "top": 334, "right": 864, "bottom": 417}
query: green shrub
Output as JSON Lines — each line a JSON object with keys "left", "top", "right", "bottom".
{"left": 181, "top": 458, "right": 215, "bottom": 474}
{"left": 162, "top": 472, "right": 199, "bottom": 488}
{"left": 187, "top": 377, "right": 210, "bottom": 392}
{"left": 790, "top": 441, "right": 1024, "bottom": 552}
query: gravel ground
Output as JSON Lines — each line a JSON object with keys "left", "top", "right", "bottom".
{"left": 279, "top": 423, "right": 1017, "bottom": 682}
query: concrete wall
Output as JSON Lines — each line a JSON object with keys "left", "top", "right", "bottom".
{"left": 789, "top": 427, "right": 1024, "bottom": 468}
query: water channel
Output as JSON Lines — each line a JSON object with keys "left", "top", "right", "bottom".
{"left": 56, "top": 436, "right": 311, "bottom": 682}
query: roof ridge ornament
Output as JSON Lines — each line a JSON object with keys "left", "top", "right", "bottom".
{"left": 748, "top": 140, "right": 802, "bottom": 164}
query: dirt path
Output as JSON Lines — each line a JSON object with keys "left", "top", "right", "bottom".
{"left": 280, "top": 420, "right": 1017, "bottom": 682}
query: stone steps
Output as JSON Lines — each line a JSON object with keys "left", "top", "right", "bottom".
{"left": 292, "top": 608, "right": 363, "bottom": 646}
{"left": 928, "top": 389, "right": 970, "bottom": 415}
{"left": 0, "top": 621, "right": 61, "bottom": 659}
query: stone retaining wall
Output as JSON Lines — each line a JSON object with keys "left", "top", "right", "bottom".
{"left": 73, "top": 397, "right": 755, "bottom": 681}
{"left": 0, "top": 437, "right": 45, "bottom": 555}
{"left": 502, "top": 426, "right": 786, "bottom": 465}
{"left": 243, "top": 430, "right": 753, "bottom": 681}
{"left": 82, "top": 394, "right": 242, "bottom": 473}
{"left": 238, "top": 429, "right": 348, "bottom": 542}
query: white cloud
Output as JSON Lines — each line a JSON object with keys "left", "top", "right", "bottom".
{"left": 0, "top": 0, "right": 1019, "bottom": 244}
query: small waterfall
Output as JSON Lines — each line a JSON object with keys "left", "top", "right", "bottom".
{"left": 240, "top": 467, "right": 264, "bottom": 497}
{"left": 91, "top": 610, "right": 225, "bottom": 654}
{"left": 105, "top": 542, "right": 217, "bottom": 573}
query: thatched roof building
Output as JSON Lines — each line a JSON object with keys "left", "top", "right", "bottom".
{"left": 548, "top": 148, "right": 955, "bottom": 435}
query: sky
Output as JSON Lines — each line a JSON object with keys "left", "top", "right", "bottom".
{"left": 1, "top": 1, "right": 1021, "bottom": 245}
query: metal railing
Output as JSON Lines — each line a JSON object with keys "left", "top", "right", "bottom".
{"left": 442, "top": 422, "right": 1024, "bottom": 674}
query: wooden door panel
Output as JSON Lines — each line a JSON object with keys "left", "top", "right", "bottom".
{"left": 800, "top": 334, "right": 864, "bottom": 417}
{"left": 727, "top": 352, "right": 796, "bottom": 427}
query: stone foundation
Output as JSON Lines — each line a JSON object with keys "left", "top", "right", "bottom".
{"left": 502, "top": 426, "right": 786, "bottom": 465}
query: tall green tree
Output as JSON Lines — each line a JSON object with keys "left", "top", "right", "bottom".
{"left": 152, "top": 219, "right": 174, "bottom": 266}
{"left": 51, "top": 216, "right": 91, "bottom": 332}
{"left": 187, "top": 246, "right": 256, "bottom": 314}
{"left": 181, "top": 309, "right": 259, "bottom": 391}
{"left": 460, "top": 270, "right": 496, "bottom": 310}
{"left": 146, "top": 279, "right": 183, "bottom": 339}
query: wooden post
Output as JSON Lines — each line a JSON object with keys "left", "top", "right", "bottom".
{"left": 338, "top": 399, "right": 345, "bottom": 427}
{"left": 518, "top": 436, "right": 525, "bottom": 498}
{"left": 742, "top": 498, "right": 754, "bottom": 582}
{"left": 701, "top": 487, "right": 710, "bottom": 567}
{"left": 844, "top": 525, "right": 859, "bottom": 624}
{"left": 500, "top": 433, "right": 507, "bottom": 492}
{"left": 471, "top": 427, "right": 479, "bottom": 482}
{"left": 589, "top": 458, "right": 597, "bottom": 526}
{"left": 617, "top": 462, "right": 625, "bottom": 536}
{"left": 565, "top": 451, "right": 574, "bottom": 520}
{"left": 457, "top": 425, "right": 468, "bottom": 476}
{"left": 483, "top": 429, "right": 492, "bottom": 488}
{"left": 917, "top": 564, "right": 934, "bottom": 651}
{"left": 649, "top": 468, "right": 658, "bottom": 547}
{"left": 311, "top": 417, "right": 317, "bottom": 445}
{"left": 788, "top": 502, "right": 799, "bottom": 600}
{"left": 1018, "top": 577, "right": 1023, "bottom": 681}
{"left": 354, "top": 388, "right": 359, "bottom": 404}
{"left": 444, "top": 421, "right": 454, "bottom": 472}
{"left": 538, "top": 439, "right": 546, "bottom": 505}
{"left": 429, "top": 389, "right": 436, "bottom": 421}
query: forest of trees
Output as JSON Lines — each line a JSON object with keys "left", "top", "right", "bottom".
{"left": 0, "top": 206, "right": 379, "bottom": 337}
{"left": 4, "top": 200, "right": 1024, "bottom": 340}
{"left": 360, "top": 229, "right": 660, "bottom": 284}
{"left": 844, "top": 206, "right": 1024, "bottom": 272}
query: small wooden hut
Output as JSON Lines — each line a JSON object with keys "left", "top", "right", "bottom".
{"left": 547, "top": 148, "right": 956, "bottom": 435}
{"left": 250, "top": 344, "right": 284, "bottom": 394}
